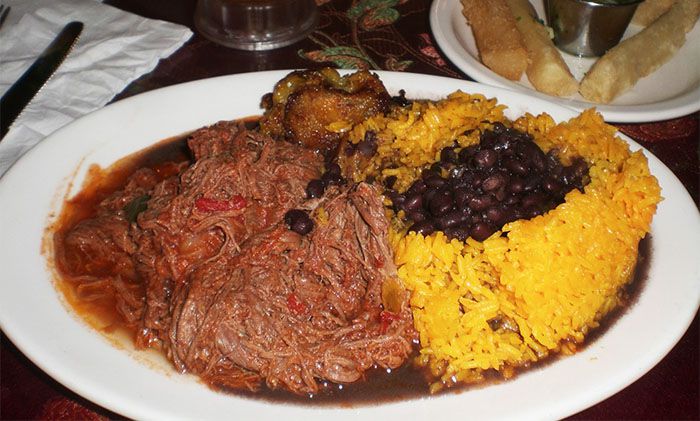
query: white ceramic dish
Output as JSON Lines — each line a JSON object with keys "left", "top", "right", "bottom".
{"left": 430, "top": 0, "right": 700, "bottom": 123}
{"left": 1, "top": 71, "right": 699, "bottom": 421}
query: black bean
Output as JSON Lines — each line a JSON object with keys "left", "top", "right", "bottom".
{"left": 526, "top": 207, "right": 543, "bottom": 219}
{"left": 449, "top": 166, "right": 466, "bottom": 180}
{"left": 504, "top": 158, "right": 528, "bottom": 175}
{"left": 542, "top": 199, "right": 557, "bottom": 211}
{"left": 473, "top": 149, "right": 497, "bottom": 169}
{"left": 440, "top": 147, "right": 459, "bottom": 164}
{"left": 508, "top": 177, "right": 525, "bottom": 194}
{"left": 470, "top": 171, "right": 485, "bottom": 189}
{"left": 407, "top": 210, "right": 427, "bottom": 223}
{"left": 357, "top": 137, "right": 378, "bottom": 156}
{"left": 410, "top": 220, "right": 436, "bottom": 236}
{"left": 504, "top": 195, "right": 519, "bottom": 206}
{"left": 357, "top": 140, "right": 377, "bottom": 157}
{"left": 460, "top": 206, "right": 474, "bottom": 218}
{"left": 512, "top": 208, "right": 525, "bottom": 220}
{"left": 458, "top": 171, "right": 476, "bottom": 188}
{"left": 402, "top": 193, "right": 423, "bottom": 212}
{"left": 306, "top": 179, "right": 325, "bottom": 198}
{"left": 485, "top": 206, "right": 510, "bottom": 225}
{"left": 492, "top": 122, "right": 507, "bottom": 134}
{"left": 532, "top": 153, "right": 546, "bottom": 172}
{"left": 384, "top": 175, "right": 397, "bottom": 189}
{"left": 497, "top": 206, "right": 516, "bottom": 225}
{"left": 470, "top": 222, "right": 496, "bottom": 242}
{"left": 407, "top": 179, "right": 427, "bottom": 196}
{"left": 284, "top": 209, "right": 303, "bottom": 226}
{"left": 285, "top": 209, "right": 314, "bottom": 235}
{"left": 423, "top": 187, "right": 439, "bottom": 205}
{"left": 494, "top": 187, "right": 507, "bottom": 202}
{"left": 325, "top": 163, "right": 341, "bottom": 177}
{"left": 425, "top": 174, "right": 447, "bottom": 189}
{"left": 291, "top": 217, "right": 314, "bottom": 235}
{"left": 430, "top": 162, "right": 444, "bottom": 174}
{"left": 421, "top": 168, "right": 439, "bottom": 180}
{"left": 482, "top": 172, "right": 508, "bottom": 192}
{"left": 468, "top": 194, "right": 494, "bottom": 211}
{"left": 501, "top": 146, "right": 517, "bottom": 158}
{"left": 558, "top": 166, "right": 574, "bottom": 186}
{"left": 543, "top": 177, "right": 562, "bottom": 194}
{"left": 387, "top": 190, "right": 405, "bottom": 208}
{"left": 546, "top": 152, "right": 561, "bottom": 172}
{"left": 459, "top": 145, "right": 478, "bottom": 162}
{"left": 521, "top": 192, "right": 546, "bottom": 209}
{"left": 493, "top": 134, "right": 515, "bottom": 151}
{"left": 520, "top": 143, "right": 546, "bottom": 172}
{"left": 444, "top": 226, "right": 470, "bottom": 242}
{"left": 571, "top": 158, "right": 588, "bottom": 178}
{"left": 487, "top": 317, "right": 502, "bottom": 331}
{"left": 436, "top": 210, "right": 466, "bottom": 229}
{"left": 453, "top": 187, "right": 471, "bottom": 209}
{"left": 429, "top": 191, "right": 453, "bottom": 216}
{"left": 516, "top": 131, "right": 532, "bottom": 143}
{"left": 322, "top": 171, "right": 342, "bottom": 185}
{"left": 549, "top": 165, "right": 564, "bottom": 179}
{"left": 480, "top": 130, "right": 498, "bottom": 149}
{"left": 523, "top": 175, "right": 542, "bottom": 192}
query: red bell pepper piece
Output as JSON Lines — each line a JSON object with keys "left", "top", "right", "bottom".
{"left": 286, "top": 293, "right": 306, "bottom": 315}
{"left": 379, "top": 310, "right": 401, "bottom": 334}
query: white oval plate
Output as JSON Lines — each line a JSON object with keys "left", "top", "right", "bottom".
{"left": 430, "top": 0, "right": 700, "bottom": 123}
{"left": 0, "top": 71, "right": 698, "bottom": 421}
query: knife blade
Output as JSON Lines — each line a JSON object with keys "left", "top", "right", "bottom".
{"left": 0, "top": 21, "right": 83, "bottom": 140}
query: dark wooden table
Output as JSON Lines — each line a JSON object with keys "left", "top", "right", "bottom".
{"left": 2, "top": 0, "right": 698, "bottom": 419}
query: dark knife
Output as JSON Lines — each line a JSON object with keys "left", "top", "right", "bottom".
{"left": 0, "top": 21, "right": 83, "bottom": 140}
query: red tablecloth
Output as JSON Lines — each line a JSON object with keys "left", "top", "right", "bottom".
{"left": 2, "top": 1, "right": 698, "bottom": 419}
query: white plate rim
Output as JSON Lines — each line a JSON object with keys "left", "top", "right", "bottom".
{"left": 0, "top": 70, "right": 698, "bottom": 421}
{"left": 429, "top": 0, "right": 700, "bottom": 123}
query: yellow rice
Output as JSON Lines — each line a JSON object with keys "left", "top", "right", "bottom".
{"left": 347, "top": 92, "right": 662, "bottom": 390}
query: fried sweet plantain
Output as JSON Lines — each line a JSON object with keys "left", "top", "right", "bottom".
{"left": 260, "top": 69, "right": 390, "bottom": 151}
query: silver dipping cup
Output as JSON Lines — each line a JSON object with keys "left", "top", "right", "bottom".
{"left": 544, "top": 0, "right": 643, "bottom": 57}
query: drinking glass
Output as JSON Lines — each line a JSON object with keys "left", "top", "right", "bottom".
{"left": 194, "top": 0, "right": 319, "bottom": 51}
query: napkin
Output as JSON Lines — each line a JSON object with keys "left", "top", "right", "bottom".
{"left": 0, "top": 0, "right": 193, "bottom": 176}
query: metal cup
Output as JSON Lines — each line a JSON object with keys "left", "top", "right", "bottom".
{"left": 194, "top": 0, "right": 318, "bottom": 51}
{"left": 544, "top": 0, "right": 643, "bottom": 57}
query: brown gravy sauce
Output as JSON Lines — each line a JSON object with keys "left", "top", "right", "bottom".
{"left": 51, "top": 132, "right": 653, "bottom": 407}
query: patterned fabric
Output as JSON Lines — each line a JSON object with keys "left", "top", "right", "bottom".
{"left": 300, "top": 0, "right": 460, "bottom": 76}
{"left": 618, "top": 115, "right": 698, "bottom": 143}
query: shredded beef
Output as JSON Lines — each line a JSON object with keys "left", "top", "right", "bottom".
{"left": 57, "top": 122, "right": 415, "bottom": 395}
{"left": 171, "top": 183, "right": 414, "bottom": 393}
